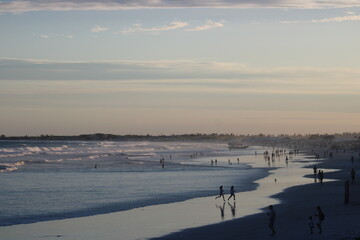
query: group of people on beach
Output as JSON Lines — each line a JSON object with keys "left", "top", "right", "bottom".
{"left": 263, "top": 148, "right": 295, "bottom": 167}
{"left": 213, "top": 147, "right": 358, "bottom": 237}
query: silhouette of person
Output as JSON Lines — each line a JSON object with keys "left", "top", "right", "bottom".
{"left": 267, "top": 205, "right": 276, "bottom": 236}
{"left": 313, "top": 165, "right": 317, "bottom": 175}
{"left": 308, "top": 216, "right": 315, "bottom": 234}
{"left": 351, "top": 168, "right": 355, "bottom": 183}
{"left": 318, "top": 170, "right": 324, "bottom": 184}
{"left": 313, "top": 165, "right": 318, "bottom": 182}
{"left": 315, "top": 206, "right": 325, "bottom": 234}
{"left": 228, "top": 186, "right": 236, "bottom": 201}
{"left": 215, "top": 185, "right": 225, "bottom": 201}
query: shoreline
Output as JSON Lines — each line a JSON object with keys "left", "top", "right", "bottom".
{"left": 0, "top": 151, "right": 267, "bottom": 227}
{"left": 0, "top": 147, "right": 325, "bottom": 240}
{"left": 151, "top": 151, "right": 360, "bottom": 240}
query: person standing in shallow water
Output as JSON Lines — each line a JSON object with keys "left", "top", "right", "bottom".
{"left": 228, "top": 186, "right": 236, "bottom": 201}
{"left": 215, "top": 185, "right": 225, "bottom": 201}
{"left": 267, "top": 205, "right": 276, "bottom": 236}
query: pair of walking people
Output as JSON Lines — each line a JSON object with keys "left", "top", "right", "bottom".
{"left": 215, "top": 185, "right": 235, "bottom": 201}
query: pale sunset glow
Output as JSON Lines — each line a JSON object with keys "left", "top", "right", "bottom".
{"left": 1, "top": 0, "right": 360, "bottom": 135}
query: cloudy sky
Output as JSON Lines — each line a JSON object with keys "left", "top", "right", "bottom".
{"left": 1, "top": 0, "right": 360, "bottom": 136}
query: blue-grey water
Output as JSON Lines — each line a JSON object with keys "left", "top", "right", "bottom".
{"left": 0, "top": 140, "right": 267, "bottom": 226}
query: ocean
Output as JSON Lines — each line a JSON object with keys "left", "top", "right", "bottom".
{"left": 0, "top": 140, "right": 268, "bottom": 227}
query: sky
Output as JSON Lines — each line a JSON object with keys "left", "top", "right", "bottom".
{"left": 1, "top": 0, "right": 360, "bottom": 136}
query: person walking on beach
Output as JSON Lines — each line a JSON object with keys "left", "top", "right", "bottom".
{"left": 318, "top": 170, "right": 324, "bottom": 184}
{"left": 313, "top": 165, "right": 317, "bottom": 175}
{"left": 351, "top": 168, "right": 356, "bottom": 183}
{"left": 315, "top": 206, "right": 325, "bottom": 234}
{"left": 215, "top": 185, "right": 225, "bottom": 201}
{"left": 228, "top": 186, "right": 236, "bottom": 201}
{"left": 267, "top": 205, "right": 276, "bottom": 236}
{"left": 313, "top": 165, "right": 318, "bottom": 182}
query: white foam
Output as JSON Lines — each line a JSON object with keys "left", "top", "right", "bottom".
{"left": 0, "top": 161, "right": 25, "bottom": 173}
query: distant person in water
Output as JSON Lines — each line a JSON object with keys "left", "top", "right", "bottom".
{"left": 267, "top": 205, "right": 276, "bottom": 236}
{"left": 228, "top": 186, "right": 236, "bottom": 201}
{"left": 215, "top": 185, "right": 225, "bottom": 201}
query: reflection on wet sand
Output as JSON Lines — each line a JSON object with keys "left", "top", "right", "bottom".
{"left": 216, "top": 201, "right": 236, "bottom": 220}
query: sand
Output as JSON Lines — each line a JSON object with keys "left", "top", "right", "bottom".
{"left": 153, "top": 152, "right": 360, "bottom": 240}
{"left": 1, "top": 150, "right": 359, "bottom": 240}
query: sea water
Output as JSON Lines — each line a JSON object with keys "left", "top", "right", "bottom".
{"left": 0, "top": 140, "right": 266, "bottom": 226}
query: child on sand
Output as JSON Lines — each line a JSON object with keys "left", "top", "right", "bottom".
{"left": 308, "top": 216, "right": 315, "bottom": 234}
{"left": 215, "top": 185, "right": 225, "bottom": 201}
{"left": 228, "top": 186, "right": 236, "bottom": 201}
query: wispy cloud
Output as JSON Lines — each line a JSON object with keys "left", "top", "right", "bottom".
{"left": 34, "top": 33, "right": 73, "bottom": 39}
{"left": 57, "top": 34, "right": 73, "bottom": 39}
{"left": 1, "top": 0, "right": 360, "bottom": 13}
{"left": 120, "top": 21, "right": 188, "bottom": 34}
{"left": 91, "top": 25, "right": 110, "bottom": 33}
{"left": 311, "top": 15, "right": 360, "bottom": 23}
{"left": 1, "top": 58, "right": 360, "bottom": 96}
{"left": 185, "top": 20, "right": 224, "bottom": 32}
{"left": 281, "top": 15, "right": 360, "bottom": 24}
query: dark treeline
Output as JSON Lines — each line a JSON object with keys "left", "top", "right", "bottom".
{"left": 0, "top": 133, "right": 242, "bottom": 142}
{"left": 1, "top": 132, "right": 360, "bottom": 143}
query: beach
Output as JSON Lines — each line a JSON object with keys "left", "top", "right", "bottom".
{"left": 1, "top": 141, "right": 359, "bottom": 240}
{"left": 153, "top": 151, "right": 360, "bottom": 240}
